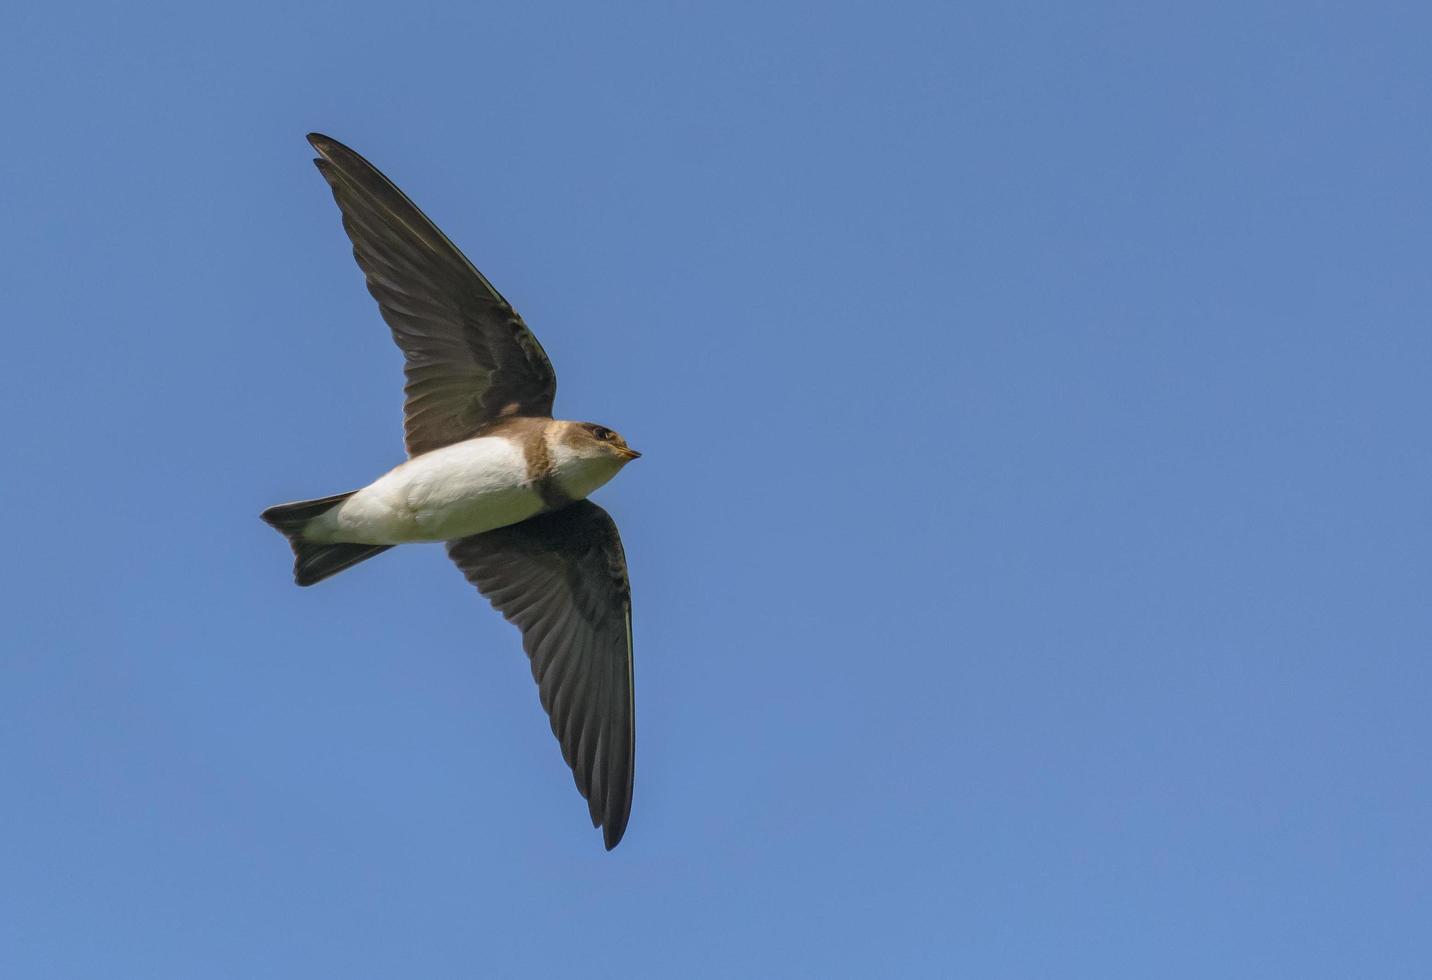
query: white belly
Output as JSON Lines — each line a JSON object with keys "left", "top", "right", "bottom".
{"left": 309, "top": 437, "right": 544, "bottom": 544}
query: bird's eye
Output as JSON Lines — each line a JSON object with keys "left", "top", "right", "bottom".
{"left": 593, "top": 427, "right": 611, "bottom": 440}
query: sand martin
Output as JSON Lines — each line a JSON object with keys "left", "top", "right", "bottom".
{"left": 262, "top": 134, "right": 639, "bottom": 850}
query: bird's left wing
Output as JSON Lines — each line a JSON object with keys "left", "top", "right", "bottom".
{"left": 307, "top": 134, "right": 557, "bottom": 456}
{"left": 447, "top": 501, "right": 635, "bottom": 850}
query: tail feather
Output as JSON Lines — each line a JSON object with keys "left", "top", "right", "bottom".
{"left": 261, "top": 491, "right": 391, "bottom": 586}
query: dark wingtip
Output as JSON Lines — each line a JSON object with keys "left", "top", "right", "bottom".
{"left": 602, "top": 816, "right": 628, "bottom": 850}
{"left": 307, "top": 132, "right": 362, "bottom": 165}
{"left": 307, "top": 134, "right": 350, "bottom": 169}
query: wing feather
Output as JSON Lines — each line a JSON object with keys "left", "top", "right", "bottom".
{"left": 447, "top": 502, "right": 635, "bottom": 849}
{"left": 308, "top": 134, "right": 557, "bottom": 455}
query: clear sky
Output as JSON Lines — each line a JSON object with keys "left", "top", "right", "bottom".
{"left": 2, "top": 2, "right": 1429, "bottom": 977}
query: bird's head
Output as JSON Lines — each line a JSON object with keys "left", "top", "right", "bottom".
{"left": 570, "top": 422, "right": 641, "bottom": 463}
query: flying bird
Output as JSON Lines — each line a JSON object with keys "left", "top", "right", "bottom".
{"left": 262, "top": 134, "right": 639, "bottom": 850}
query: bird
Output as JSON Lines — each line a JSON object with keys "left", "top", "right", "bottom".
{"left": 261, "top": 134, "right": 640, "bottom": 850}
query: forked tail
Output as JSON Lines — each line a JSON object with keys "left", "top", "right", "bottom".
{"left": 260, "top": 491, "right": 391, "bottom": 586}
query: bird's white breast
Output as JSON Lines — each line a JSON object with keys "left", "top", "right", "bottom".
{"left": 311, "top": 436, "right": 545, "bottom": 544}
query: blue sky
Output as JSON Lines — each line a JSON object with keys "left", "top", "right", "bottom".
{"left": 2, "top": 2, "right": 1429, "bottom": 976}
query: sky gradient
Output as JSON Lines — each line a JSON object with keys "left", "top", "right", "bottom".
{"left": 3, "top": 2, "right": 1430, "bottom": 976}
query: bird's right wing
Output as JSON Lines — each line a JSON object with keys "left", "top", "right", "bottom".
{"left": 308, "top": 134, "right": 557, "bottom": 456}
{"left": 447, "top": 501, "right": 635, "bottom": 850}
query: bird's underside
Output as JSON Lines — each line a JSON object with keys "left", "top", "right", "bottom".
{"left": 262, "top": 133, "right": 637, "bottom": 850}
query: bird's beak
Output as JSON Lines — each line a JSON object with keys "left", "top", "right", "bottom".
{"left": 617, "top": 446, "right": 642, "bottom": 460}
